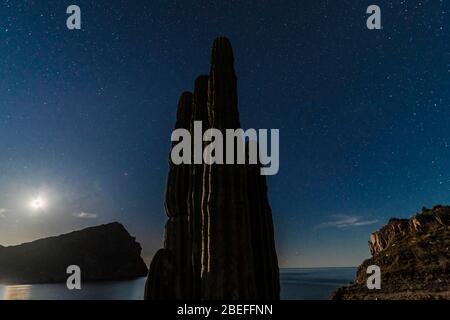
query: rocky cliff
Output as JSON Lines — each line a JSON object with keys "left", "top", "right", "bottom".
{"left": 0, "top": 223, "right": 148, "bottom": 284}
{"left": 332, "top": 205, "right": 450, "bottom": 300}
{"left": 145, "top": 37, "right": 280, "bottom": 300}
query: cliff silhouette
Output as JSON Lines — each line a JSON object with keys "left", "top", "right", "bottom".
{"left": 145, "top": 37, "right": 280, "bottom": 300}
{"left": 0, "top": 222, "right": 148, "bottom": 284}
{"left": 332, "top": 205, "right": 450, "bottom": 300}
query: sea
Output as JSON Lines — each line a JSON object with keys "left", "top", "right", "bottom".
{"left": 0, "top": 267, "right": 356, "bottom": 300}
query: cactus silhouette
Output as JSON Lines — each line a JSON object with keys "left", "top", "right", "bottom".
{"left": 145, "top": 37, "right": 279, "bottom": 300}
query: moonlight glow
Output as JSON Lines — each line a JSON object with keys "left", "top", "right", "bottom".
{"left": 30, "top": 196, "right": 46, "bottom": 211}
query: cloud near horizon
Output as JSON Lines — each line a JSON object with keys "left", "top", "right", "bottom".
{"left": 0, "top": 208, "right": 7, "bottom": 218}
{"left": 315, "top": 215, "right": 379, "bottom": 230}
{"left": 73, "top": 211, "right": 98, "bottom": 219}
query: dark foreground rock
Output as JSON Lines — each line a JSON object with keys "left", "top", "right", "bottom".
{"left": 0, "top": 222, "right": 148, "bottom": 284}
{"left": 332, "top": 205, "right": 450, "bottom": 300}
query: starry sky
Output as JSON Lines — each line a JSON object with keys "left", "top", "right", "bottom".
{"left": 0, "top": 0, "right": 449, "bottom": 267}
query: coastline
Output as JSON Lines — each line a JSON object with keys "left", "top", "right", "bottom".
{"left": 1, "top": 267, "right": 356, "bottom": 300}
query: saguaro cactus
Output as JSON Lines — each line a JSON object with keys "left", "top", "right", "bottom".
{"left": 165, "top": 92, "right": 193, "bottom": 218}
{"left": 146, "top": 37, "right": 279, "bottom": 301}
{"left": 201, "top": 37, "right": 256, "bottom": 299}
{"left": 246, "top": 142, "right": 280, "bottom": 299}
{"left": 188, "top": 75, "right": 209, "bottom": 299}
{"left": 144, "top": 249, "right": 175, "bottom": 300}
{"left": 162, "top": 92, "right": 193, "bottom": 299}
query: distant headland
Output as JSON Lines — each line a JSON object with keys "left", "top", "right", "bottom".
{"left": 0, "top": 222, "right": 148, "bottom": 284}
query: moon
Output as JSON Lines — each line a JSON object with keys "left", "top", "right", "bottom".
{"left": 30, "top": 196, "right": 46, "bottom": 211}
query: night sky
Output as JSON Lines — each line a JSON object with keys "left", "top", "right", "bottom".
{"left": 0, "top": 0, "right": 449, "bottom": 267}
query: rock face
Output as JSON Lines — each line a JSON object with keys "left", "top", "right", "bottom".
{"left": 0, "top": 223, "right": 148, "bottom": 284}
{"left": 146, "top": 37, "right": 280, "bottom": 300}
{"left": 332, "top": 205, "right": 450, "bottom": 300}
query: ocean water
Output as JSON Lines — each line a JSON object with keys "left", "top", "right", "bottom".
{"left": 280, "top": 267, "right": 356, "bottom": 300}
{"left": 0, "top": 267, "right": 356, "bottom": 300}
